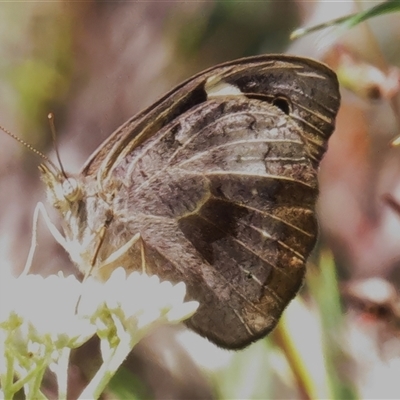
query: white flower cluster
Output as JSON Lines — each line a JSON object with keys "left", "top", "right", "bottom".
{"left": 0, "top": 268, "right": 198, "bottom": 400}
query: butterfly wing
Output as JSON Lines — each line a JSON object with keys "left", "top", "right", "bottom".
{"left": 82, "top": 55, "right": 339, "bottom": 180}
{"left": 83, "top": 55, "right": 340, "bottom": 348}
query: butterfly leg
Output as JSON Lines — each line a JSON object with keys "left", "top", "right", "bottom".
{"left": 140, "top": 236, "right": 146, "bottom": 274}
{"left": 99, "top": 232, "right": 141, "bottom": 271}
{"left": 21, "top": 201, "right": 69, "bottom": 276}
{"left": 99, "top": 232, "right": 148, "bottom": 274}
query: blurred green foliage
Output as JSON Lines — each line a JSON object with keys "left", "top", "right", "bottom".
{"left": 4, "top": 7, "right": 73, "bottom": 151}
{"left": 292, "top": 0, "right": 400, "bottom": 39}
{"left": 109, "top": 366, "right": 149, "bottom": 400}
{"left": 167, "top": 0, "right": 299, "bottom": 75}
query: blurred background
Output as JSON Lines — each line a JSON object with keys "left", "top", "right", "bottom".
{"left": 1, "top": 1, "right": 400, "bottom": 399}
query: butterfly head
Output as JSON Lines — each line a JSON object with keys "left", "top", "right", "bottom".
{"left": 38, "top": 163, "right": 83, "bottom": 213}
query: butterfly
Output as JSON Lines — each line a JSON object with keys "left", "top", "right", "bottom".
{"left": 37, "top": 54, "right": 340, "bottom": 349}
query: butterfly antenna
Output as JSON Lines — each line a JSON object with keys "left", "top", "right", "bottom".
{"left": 0, "top": 122, "right": 59, "bottom": 173}
{"left": 48, "top": 112, "right": 68, "bottom": 179}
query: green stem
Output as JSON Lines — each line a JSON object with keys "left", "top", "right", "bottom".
{"left": 21, "top": 358, "right": 49, "bottom": 400}
{"left": 10, "top": 362, "right": 48, "bottom": 399}
{"left": 79, "top": 314, "right": 144, "bottom": 400}
{"left": 1, "top": 348, "right": 16, "bottom": 399}
{"left": 272, "top": 323, "right": 315, "bottom": 400}
{"left": 78, "top": 337, "right": 137, "bottom": 399}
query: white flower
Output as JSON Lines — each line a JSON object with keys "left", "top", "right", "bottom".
{"left": 0, "top": 272, "right": 96, "bottom": 348}
{"left": 0, "top": 271, "right": 95, "bottom": 399}
{"left": 0, "top": 267, "right": 198, "bottom": 400}
{"left": 78, "top": 267, "right": 199, "bottom": 339}
{"left": 77, "top": 268, "right": 199, "bottom": 400}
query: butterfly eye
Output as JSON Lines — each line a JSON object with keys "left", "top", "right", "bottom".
{"left": 62, "top": 178, "right": 81, "bottom": 202}
{"left": 272, "top": 96, "right": 291, "bottom": 115}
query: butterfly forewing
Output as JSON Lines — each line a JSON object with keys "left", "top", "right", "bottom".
{"left": 81, "top": 55, "right": 338, "bottom": 181}
{"left": 59, "top": 55, "right": 340, "bottom": 348}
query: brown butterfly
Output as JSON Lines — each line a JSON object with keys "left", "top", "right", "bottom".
{"left": 34, "top": 54, "right": 340, "bottom": 349}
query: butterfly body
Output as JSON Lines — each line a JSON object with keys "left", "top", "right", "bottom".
{"left": 41, "top": 55, "right": 340, "bottom": 349}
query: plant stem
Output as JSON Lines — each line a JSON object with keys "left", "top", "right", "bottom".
{"left": 54, "top": 347, "right": 71, "bottom": 400}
